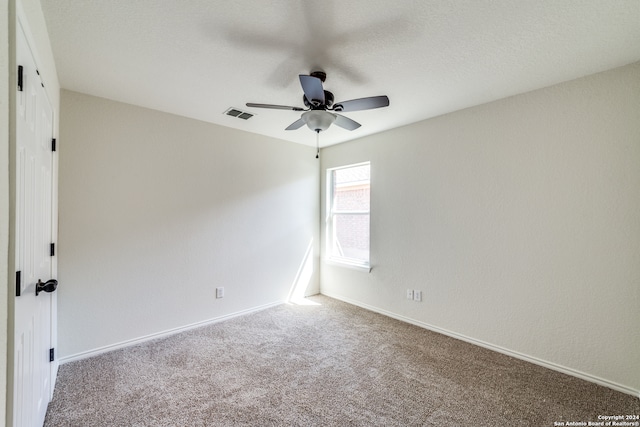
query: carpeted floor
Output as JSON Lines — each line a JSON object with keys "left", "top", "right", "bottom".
{"left": 45, "top": 295, "right": 639, "bottom": 426}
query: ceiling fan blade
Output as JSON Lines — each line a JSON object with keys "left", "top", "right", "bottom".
{"left": 332, "top": 95, "right": 389, "bottom": 112}
{"left": 299, "top": 75, "right": 325, "bottom": 105}
{"left": 246, "top": 103, "right": 305, "bottom": 111}
{"left": 285, "top": 118, "right": 306, "bottom": 130}
{"left": 334, "top": 114, "right": 361, "bottom": 131}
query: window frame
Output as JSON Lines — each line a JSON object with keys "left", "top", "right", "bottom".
{"left": 325, "top": 161, "right": 372, "bottom": 272}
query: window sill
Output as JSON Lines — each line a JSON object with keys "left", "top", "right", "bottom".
{"left": 324, "top": 258, "right": 372, "bottom": 273}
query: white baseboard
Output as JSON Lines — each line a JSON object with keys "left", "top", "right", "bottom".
{"left": 321, "top": 291, "right": 640, "bottom": 399}
{"left": 58, "top": 300, "right": 286, "bottom": 365}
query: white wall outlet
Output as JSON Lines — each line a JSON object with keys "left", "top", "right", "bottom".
{"left": 413, "top": 290, "right": 422, "bottom": 302}
{"left": 406, "top": 289, "right": 414, "bottom": 300}
{"left": 216, "top": 287, "right": 224, "bottom": 299}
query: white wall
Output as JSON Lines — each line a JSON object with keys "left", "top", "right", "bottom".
{"left": 58, "top": 90, "right": 319, "bottom": 359}
{"left": 320, "top": 62, "right": 640, "bottom": 396}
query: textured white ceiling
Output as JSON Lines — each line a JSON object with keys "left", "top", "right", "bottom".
{"left": 41, "top": 0, "right": 640, "bottom": 147}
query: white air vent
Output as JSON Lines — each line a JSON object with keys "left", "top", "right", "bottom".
{"left": 224, "top": 107, "right": 254, "bottom": 120}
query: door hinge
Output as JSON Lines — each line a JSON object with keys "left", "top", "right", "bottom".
{"left": 52, "top": 138, "right": 57, "bottom": 152}
{"left": 50, "top": 243, "right": 55, "bottom": 257}
{"left": 16, "top": 271, "right": 21, "bottom": 297}
{"left": 18, "top": 65, "right": 24, "bottom": 91}
{"left": 49, "top": 348, "right": 55, "bottom": 362}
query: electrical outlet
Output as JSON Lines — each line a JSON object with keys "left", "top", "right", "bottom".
{"left": 216, "top": 287, "right": 224, "bottom": 299}
{"left": 413, "top": 290, "right": 422, "bottom": 302}
{"left": 406, "top": 289, "right": 414, "bottom": 300}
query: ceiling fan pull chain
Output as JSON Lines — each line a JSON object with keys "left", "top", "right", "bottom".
{"left": 316, "top": 130, "right": 320, "bottom": 159}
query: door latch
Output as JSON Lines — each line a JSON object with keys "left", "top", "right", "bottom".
{"left": 35, "top": 279, "right": 58, "bottom": 296}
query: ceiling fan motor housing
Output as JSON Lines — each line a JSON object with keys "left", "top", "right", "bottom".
{"left": 303, "top": 90, "right": 334, "bottom": 109}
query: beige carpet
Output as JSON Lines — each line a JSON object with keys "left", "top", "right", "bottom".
{"left": 45, "top": 295, "right": 639, "bottom": 426}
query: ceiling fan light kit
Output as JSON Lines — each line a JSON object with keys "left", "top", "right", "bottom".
{"left": 302, "top": 110, "right": 336, "bottom": 132}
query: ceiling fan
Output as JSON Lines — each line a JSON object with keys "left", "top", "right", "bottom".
{"left": 246, "top": 71, "right": 389, "bottom": 133}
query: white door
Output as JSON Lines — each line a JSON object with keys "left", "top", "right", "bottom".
{"left": 14, "top": 21, "right": 56, "bottom": 427}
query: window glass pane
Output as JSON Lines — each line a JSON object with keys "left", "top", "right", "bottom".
{"left": 332, "top": 164, "right": 370, "bottom": 211}
{"left": 331, "top": 214, "right": 370, "bottom": 263}
{"left": 327, "top": 162, "right": 371, "bottom": 267}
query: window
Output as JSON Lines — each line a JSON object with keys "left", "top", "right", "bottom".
{"left": 326, "top": 162, "right": 370, "bottom": 270}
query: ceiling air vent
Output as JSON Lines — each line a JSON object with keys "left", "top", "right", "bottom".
{"left": 224, "top": 107, "right": 254, "bottom": 120}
